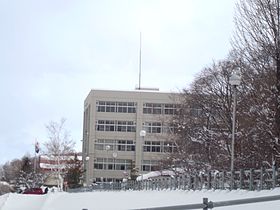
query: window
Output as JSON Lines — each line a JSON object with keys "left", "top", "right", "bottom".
{"left": 94, "top": 158, "right": 105, "bottom": 170}
{"left": 126, "top": 140, "right": 135, "bottom": 151}
{"left": 116, "top": 121, "right": 127, "bottom": 132}
{"left": 126, "top": 121, "right": 136, "bottom": 132}
{"left": 116, "top": 121, "right": 136, "bottom": 132}
{"left": 163, "top": 142, "right": 176, "bottom": 153}
{"left": 115, "top": 159, "right": 130, "bottom": 171}
{"left": 143, "top": 141, "right": 151, "bottom": 152}
{"left": 95, "top": 139, "right": 115, "bottom": 150}
{"left": 143, "top": 140, "right": 176, "bottom": 153}
{"left": 94, "top": 158, "right": 130, "bottom": 171}
{"left": 116, "top": 140, "right": 135, "bottom": 152}
{"left": 105, "top": 101, "right": 116, "bottom": 112}
{"left": 97, "top": 101, "right": 105, "bottom": 112}
{"left": 97, "top": 101, "right": 136, "bottom": 113}
{"left": 144, "top": 141, "right": 160, "bottom": 152}
{"left": 151, "top": 141, "right": 161, "bottom": 152}
{"left": 190, "top": 105, "right": 202, "bottom": 117}
{"left": 143, "top": 103, "right": 162, "bottom": 114}
{"left": 117, "top": 140, "right": 126, "bottom": 151}
{"left": 127, "top": 102, "right": 136, "bottom": 113}
{"left": 107, "top": 158, "right": 114, "bottom": 170}
{"left": 142, "top": 160, "right": 159, "bottom": 172}
{"left": 95, "top": 139, "right": 135, "bottom": 152}
{"left": 164, "top": 104, "right": 177, "bottom": 115}
{"left": 96, "top": 120, "right": 136, "bottom": 132}
{"left": 162, "top": 125, "right": 175, "bottom": 134}
{"left": 105, "top": 120, "right": 115, "bottom": 131}
{"left": 143, "top": 103, "right": 178, "bottom": 115}
{"left": 143, "top": 122, "right": 162, "bottom": 134}
{"left": 96, "top": 120, "right": 105, "bottom": 131}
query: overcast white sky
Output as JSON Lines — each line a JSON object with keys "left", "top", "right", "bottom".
{"left": 0, "top": 0, "right": 236, "bottom": 164}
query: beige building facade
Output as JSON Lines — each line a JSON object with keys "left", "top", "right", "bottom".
{"left": 82, "top": 89, "right": 179, "bottom": 185}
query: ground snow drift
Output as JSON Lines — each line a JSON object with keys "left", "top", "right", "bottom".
{"left": 0, "top": 188, "right": 280, "bottom": 210}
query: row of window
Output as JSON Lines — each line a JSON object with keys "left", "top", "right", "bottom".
{"left": 97, "top": 101, "right": 137, "bottom": 113}
{"left": 94, "top": 139, "right": 175, "bottom": 153}
{"left": 143, "top": 141, "right": 176, "bottom": 153}
{"left": 143, "top": 122, "right": 174, "bottom": 134}
{"left": 93, "top": 158, "right": 160, "bottom": 172}
{"left": 143, "top": 103, "right": 178, "bottom": 115}
{"left": 96, "top": 101, "right": 178, "bottom": 115}
{"left": 142, "top": 160, "right": 160, "bottom": 171}
{"left": 94, "top": 158, "right": 131, "bottom": 170}
{"left": 96, "top": 120, "right": 174, "bottom": 134}
{"left": 96, "top": 120, "right": 136, "bottom": 132}
{"left": 95, "top": 139, "right": 135, "bottom": 152}
{"left": 94, "top": 177, "right": 123, "bottom": 183}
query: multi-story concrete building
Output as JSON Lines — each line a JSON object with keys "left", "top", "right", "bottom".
{"left": 82, "top": 89, "right": 179, "bottom": 185}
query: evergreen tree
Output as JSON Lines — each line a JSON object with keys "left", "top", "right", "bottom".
{"left": 64, "top": 154, "right": 82, "bottom": 188}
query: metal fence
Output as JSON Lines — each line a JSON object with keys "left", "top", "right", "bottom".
{"left": 132, "top": 194, "right": 280, "bottom": 210}
{"left": 81, "top": 195, "right": 280, "bottom": 210}
{"left": 71, "top": 165, "right": 280, "bottom": 193}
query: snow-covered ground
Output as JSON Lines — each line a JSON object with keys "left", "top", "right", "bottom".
{"left": 1, "top": 188, "right": 280, "bottom": 210}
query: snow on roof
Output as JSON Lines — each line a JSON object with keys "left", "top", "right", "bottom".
{"left": 136, "top": 170, "right": 179, "bottom": 181}
{"left": 40, "top": 163, "right": 66, "bottom": 169}
{"left": 0, "top": 181, "right": 10, "bottom": 186}
{"left": 40, "top": 154, "right": 82, "bottom": 161}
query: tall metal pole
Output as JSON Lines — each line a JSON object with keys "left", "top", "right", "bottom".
{"left": 138, "top": 32, "right": 142, "bottom": 90}
{"left": 141, "top": 135, "right": 144, "bottom": 181}
{"left": 106, "top": 145, "right": 111, "bottom": 171}
{"left": 229, "top": 72, "right": 241, "bottom": 190}
{"left": 140, "top": 130, "right": 146, "bottom": 181}
{"left": 231, "top": 85, "right": 237, "bottom": 172}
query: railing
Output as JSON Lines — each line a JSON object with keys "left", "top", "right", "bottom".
{"left": 71, "top": 166, "right": 280, "bottom": 193}
{"left": 132, "top": 195, "right": 280, "bottom": 210}
{"left": 80, "top": 195, "right": 280, "bottom": 210}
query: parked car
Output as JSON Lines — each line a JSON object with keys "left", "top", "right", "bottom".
{"left": 23, "top": 187, "right": 44, "bottom": 195}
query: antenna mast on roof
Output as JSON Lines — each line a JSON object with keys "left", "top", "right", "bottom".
{"left": 138, "top": 32, "right": 142, "bottom": 90}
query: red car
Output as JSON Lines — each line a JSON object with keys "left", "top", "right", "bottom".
{"left": 23, "top": 188, "right": 44, "bottom": 195}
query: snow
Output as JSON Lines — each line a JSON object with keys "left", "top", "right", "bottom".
{"left": 136, "top": 169, "right": 185, "bottom": 181}
{"left": 0, "top": 182, "right": 10, "bottom": 186}
{"left": 1, "top": 188, "right": 280, "bottom": 210}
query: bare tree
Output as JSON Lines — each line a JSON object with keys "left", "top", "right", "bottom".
{"left": 168, "top": 0, "right": 280, "bottom": 172}
{"left": 0, "top": 165, "right": 4, "bottom": 180}
{"left": 44, "top": 118, "right": 75, "bottom": 189}
{"left": 233, "top": 0, "right": 280, "bottom": 147}
{"left": 44, "top": 118, "right": 75, "bottom": 156}
{"left": 2, "top": 159, "right": 22, "bottom": 182}
{"left": 171, "top": 54, "right": 278, "bottom": 170}
{"left": 171, "top": 58, "right": 240, "bottom": 171}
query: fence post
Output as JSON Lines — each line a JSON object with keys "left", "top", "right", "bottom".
{"left": 230, "top": 170, "right": 234, "bottom": 190}
{"left": 194, "top": 174, "right": 198, "bottom": 190}
{"left": 239, "top": 169, "right": 244, "bottom": 189}
{"left": 188, "top": 175, "right": 192, "bottom": 190}
{"left": 260, "top": 167, "right": 264, "bottom": 190}
{"left": 272, "top": 165, "right": 276, "bottom": 189}
{"left": 207, "top": 171, "right": 211, "bottom": 190}
{"left": 221, "top": 171, "right": 225, "bottom": 190}
{"left": 213, "top": 172, "right": 217, "bottom": 190}
{"left": 199, "top": 173, "right": 203, "bottom": 190}
{"left": 249, "top": 168, "right": 254, "bottom": 191}
{"left": 203, "top": 198, "right": 208, "bottom": 210}
{"left": 183, "top": 175, "right": 186, "bottom": 190}
{"left": 177, "top": 176, "right": 181, "bottom": 190}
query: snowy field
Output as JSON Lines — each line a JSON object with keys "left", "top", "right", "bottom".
{"left": 0, "top": 188, "right": 280, "bottom": 210}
